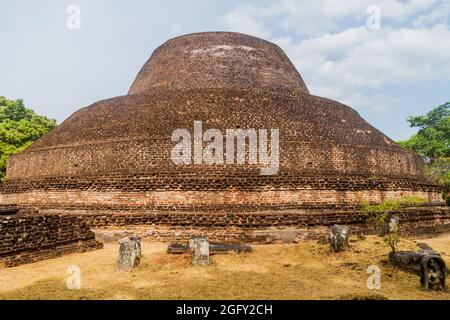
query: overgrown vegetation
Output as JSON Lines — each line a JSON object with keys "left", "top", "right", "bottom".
{"left": 361, "top": 196, "right": 426, "bottom": 253}
{"left": 398, "top": 102, "right": 450, "bottom": 205}
{"left": 0, "top": 97, "right": 56, "bottom": 181}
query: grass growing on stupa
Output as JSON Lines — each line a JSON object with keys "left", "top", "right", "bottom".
{"left": 1, "top": 235, "right": 450, "bottom": 300}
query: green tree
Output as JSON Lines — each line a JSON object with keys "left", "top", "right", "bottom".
{"left": 398, "top": 102, "right": 450, "bottom": 204}
{"left": 398, "top": 102, "right": 449, "bottom": 161}
{"left": 0, "top": 97, "right": 56, "bottom": 181}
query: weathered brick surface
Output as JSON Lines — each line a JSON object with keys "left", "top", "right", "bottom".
{"left": 81, "top": 206, "right": 450, "bottom": 243}
{"left": 0, "top": 214, "right": 103, "bottom": 267}
{"left": 128, "top": 32, "right": 310, "bottom": 94}
{"left": 0, "top": 32, "right": 446, "bottom": 239}
{"left": 3, "top": 90, "right": 430, "bottom": 182}
{"left": 0, "top": 189, "right": 444, "bottom": 213}
{"left": 10, "top": 206, "right": 442, "bottom": 243}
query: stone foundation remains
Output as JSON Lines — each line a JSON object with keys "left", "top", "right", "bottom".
{"left": 77, "top": 206, "right": 450, "bottom": 243}
{"left": 0, "top": 212, "right": 103, "bottom": 267}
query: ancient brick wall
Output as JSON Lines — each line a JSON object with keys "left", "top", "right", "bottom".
{"left": 0, "top": 189, "right": 444, "bottom": 214}
{"left": 0, "top": 32, "right": 445, "bottom": 225}
{"left": 2, "top": 88, "right": 442, "bottom": 211}
{"left": 0, "top": 214, "right": 103, "bottom": 267}
{"left": 74, "top": 206, "right": 450, "bottom": 243}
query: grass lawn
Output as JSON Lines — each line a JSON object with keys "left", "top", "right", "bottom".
{"left": 1, "top": 235, "right": 450, "bottom": 300}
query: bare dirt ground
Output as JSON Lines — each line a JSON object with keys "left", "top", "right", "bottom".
{"left": 1, "top": 235, "right": 450, "bottom": 300}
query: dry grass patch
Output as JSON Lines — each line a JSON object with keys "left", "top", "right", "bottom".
{"left": 0, "top": 236, "right": 450, "bottom": 299}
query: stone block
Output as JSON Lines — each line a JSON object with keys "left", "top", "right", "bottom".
{"left": 330, "top": 225, "right": 349, "bottom": 252}
{"left": 118, "top": 236, "right": 141, "bottom": 271}
{"left": 189, "top": 238, "right": 210, "bottom": 266}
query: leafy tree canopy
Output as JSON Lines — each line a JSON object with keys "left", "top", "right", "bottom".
{"left": 398, "top": 102, "right": 450, "bottom": 161}
{"left": 398, "top": 102, "right": 450, "bottom": 205}
{"left": 0, "top": 97, "right": 56, "bottom": 180}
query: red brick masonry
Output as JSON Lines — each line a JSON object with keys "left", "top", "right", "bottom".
{"left": 0, "top": 32, "right": 447, "bottom": 256}
{"left": 48, "top": 206, "right": 450, "bottom": 243}
{"left": 0, "top": 214, "right": 103, "bottom": 267}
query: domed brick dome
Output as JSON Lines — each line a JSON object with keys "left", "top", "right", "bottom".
{"left": 0, "top": 32, "right": 447, "bottom": 241}
{"left": 128, "top": 32, "right": 310, "bottom": 94}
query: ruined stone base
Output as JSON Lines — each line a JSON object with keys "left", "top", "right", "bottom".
{"left": 85, "top": 206, "right": 450, "bottom": 244}
{"left": 0, "top": 240, "right": 103, "bottom": 267}
{"left": 0, "top": 215, "right": 103, "bottom": 267}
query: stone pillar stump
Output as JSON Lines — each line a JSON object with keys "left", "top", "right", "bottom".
{"left": 189, "top": 238, "right": 210, "bottom": 266}
{"left": 118, "top": 236, "right": 141, "bottom": 271}
{"left": 330, "top": 225, "right": 349, "bottom": 252}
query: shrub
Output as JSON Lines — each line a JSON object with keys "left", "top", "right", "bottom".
{"left": 361, "top": 196, "right": 426, "bottom": 253}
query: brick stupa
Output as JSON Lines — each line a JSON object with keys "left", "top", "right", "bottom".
{"left": 1, "top": 32, "right": 448, "bottom": 242}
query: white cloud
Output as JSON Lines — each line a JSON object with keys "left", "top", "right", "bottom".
{"left": 223, "top": 0, "right": 438, "bottom": 37}
{"left": 223, "top": 1, "right": 450, "bottom": 113}
{"left": 413, "top": 0, "right": 450, "bottom": 27}
{"left": 275, "top": 24, "right": 450, "bottom": 111}
{"left": 222, "top": 4, "right": 273, "bottom": 38}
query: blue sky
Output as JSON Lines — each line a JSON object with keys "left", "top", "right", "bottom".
{"left": 1, "top": 0, "right": 449, "bottom": 141}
